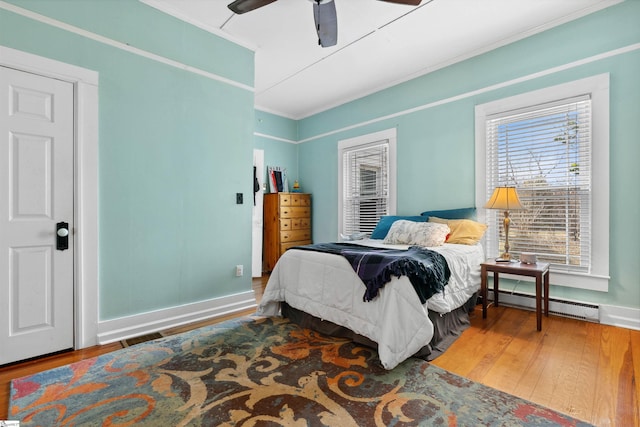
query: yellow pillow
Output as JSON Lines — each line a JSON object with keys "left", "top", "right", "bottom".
{"left": 428, "top": 217, "right": 487, "bottom": 245}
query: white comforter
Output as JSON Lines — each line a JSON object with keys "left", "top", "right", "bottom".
{"left": 256, "top": 240, "right": 484, "bottom": 369}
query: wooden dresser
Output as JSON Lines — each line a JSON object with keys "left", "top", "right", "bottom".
{"left": 263, "top": 193, "right": 311, "bottom": 272}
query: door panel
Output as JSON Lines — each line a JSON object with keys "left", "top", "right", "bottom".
{"left": 12, "top": 133, "right": 53, "bottom": 217}
{"left": 0, "top": 66, "right": 75, "bottom": 364}
{"left": 12, "top": 246, "right": 52, "bottom": 331}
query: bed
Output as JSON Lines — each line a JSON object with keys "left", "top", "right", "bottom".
{"left": 256, "top": 208, "right": 487, "bottom": 370}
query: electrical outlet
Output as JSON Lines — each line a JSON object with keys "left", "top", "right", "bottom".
{"left": 236, "top": 193, "right": 243, "bottom": 204}
{"left": 235, "top": 264, "right": 243, "bottom": 277}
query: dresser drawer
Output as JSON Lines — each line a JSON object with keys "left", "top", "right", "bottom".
{"left": 278, "top": 193, "right": 292, "bottom": 206}
{"left": 263, "top": 193, "right": 311, "bottom": 273}
{"left": 291, "top": 217, "right": 310, "bottom": 229}
{"left": 281, "top": 240, "right": 312, "bottom": 254}
{"left": 290, "top": 194, "right": 311, "bottom": 207}
{"left": 280, "top": 229, "right": 311, "bottom": 244}
{"left": 280, "top": 219, "right": 292, "bottom": 231}
{"left": 280, "top": 206, "right": 311, "bottom": 218}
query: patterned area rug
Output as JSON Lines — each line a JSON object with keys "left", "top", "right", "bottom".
{"left": 9, "top": 316, "right": 592, "bottom": 426}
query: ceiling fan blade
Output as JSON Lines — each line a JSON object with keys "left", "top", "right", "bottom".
{"left": 228, "top": 0, "right": 277, "bottom": 14}
{"left": 313, "top": 0, "right": 337, "bottom": 48}
{"left": 378, "top": 0, "right": 422, "bottom": 5}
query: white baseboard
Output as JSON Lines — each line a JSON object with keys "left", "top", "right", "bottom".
{"left": 489, "top": 291, "right": 640, "bottom": 330}
{"left": 599, "top": 304, "right": 640, "bottom": 331}
{"left": 96, "top": 291, "right": 257, "bottom": 345}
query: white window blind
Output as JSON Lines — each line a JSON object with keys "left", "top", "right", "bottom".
{"left": 342, "top": 141, "right": 390, "bottom": 235}
{"left": 485, "top": 95, "right": 592, "bottom": 272}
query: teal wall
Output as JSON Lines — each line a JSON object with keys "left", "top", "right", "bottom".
{"left": 2, "top": 0, "right": 638, "bottom": 321}
{"left": 0, "top": 0, "right": 256, "bottom": 320}
{"left": 292, "top": 1, "right": 640, "bottom": 310}
{"left": 254, "top": 110, "right": 299, "bottom": 190}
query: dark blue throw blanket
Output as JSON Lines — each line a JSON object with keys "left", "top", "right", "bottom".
{"left": 291, "top": 242, "right": 451, "bottom": 304}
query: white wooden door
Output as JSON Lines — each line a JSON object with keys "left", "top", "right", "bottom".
{"left": 0, "top": 66, "right": 75, "bottom": 365}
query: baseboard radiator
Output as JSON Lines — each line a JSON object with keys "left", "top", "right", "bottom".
{"left": 488, "top": 290, "right": 600, "bottom": 322}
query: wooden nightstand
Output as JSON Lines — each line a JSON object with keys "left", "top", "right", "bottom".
{"left": 481, "top": 260, "right": 550, "bottom": 331}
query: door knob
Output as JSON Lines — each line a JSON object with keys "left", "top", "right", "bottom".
{"left": 56, "top": 222, "right": 69, "bottom": 251}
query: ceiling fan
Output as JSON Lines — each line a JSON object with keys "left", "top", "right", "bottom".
{"left": 227, "top": 0, "right": 422, "bottom": 48}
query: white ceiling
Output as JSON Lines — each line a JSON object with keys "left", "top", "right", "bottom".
{"left": 142, "top": 0, "right": 620, "bottom": 119}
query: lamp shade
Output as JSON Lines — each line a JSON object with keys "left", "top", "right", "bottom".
{"left": 484, "top": 186, "right": 524, "bottom": 210}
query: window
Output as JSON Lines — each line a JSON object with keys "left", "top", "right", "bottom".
{"left": 486, "top": 96, "right": 591, "bottom": 270}
{"left": 339, "top": 129, "right": 397, "bottom": 238}
{"left": 475, "top": 74, "right": 609, "bottom": 292}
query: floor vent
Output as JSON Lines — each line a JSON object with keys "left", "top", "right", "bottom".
{"left": 121, "top": 332, "right": 164, "bottom": 347}
{"left": 491, "top": 290, "right": 599, "bottom": 322}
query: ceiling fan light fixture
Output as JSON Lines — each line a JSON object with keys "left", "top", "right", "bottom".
{"left": 380, "top": 0, "right": 422, "bottom": 5}
{"left": 228, "top": 0, "right": 277, "bottom": 14}
{"left": 313, "top": 0, "right": 337, "bottom": 47}
{"left": 228, "top": 0, "right": 422, "bottom": 47}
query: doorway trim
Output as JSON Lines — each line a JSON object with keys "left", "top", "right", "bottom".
{"left": 1, "top": 45, "right": 99, "bottom": 349}
{"left": 252, "top": 149, "right": 264, "bottom": 277}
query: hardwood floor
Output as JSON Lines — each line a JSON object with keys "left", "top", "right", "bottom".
{"left": 432, "top": 305, "right": 640, "bottom": 427}
{"left": 1, "top": 276, "right": 638, "bottom": 426}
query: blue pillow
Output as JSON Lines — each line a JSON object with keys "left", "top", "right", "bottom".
{"left": 420, "top": 207, "right": 477, "bottom": 220}
{"left": 370, "top": 215, "right": 427, "bottom": 239}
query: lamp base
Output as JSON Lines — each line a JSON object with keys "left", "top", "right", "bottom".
{"left": 495, "top": 252, "right": 517, "bottom": 263}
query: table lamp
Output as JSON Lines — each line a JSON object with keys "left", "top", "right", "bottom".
{"left": 484, "top": 186, "right": 524, "bottom": 261}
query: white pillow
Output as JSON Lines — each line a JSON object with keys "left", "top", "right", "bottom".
{"left": 383, "top": 220, "right": 450, "bottom": 247}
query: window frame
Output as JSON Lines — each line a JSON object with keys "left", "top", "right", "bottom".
{"left": 338, "top": 128, "right": 397, "bottom": 239}
{"left": 475, "top": 74, "right": 610, "bottom": 292}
